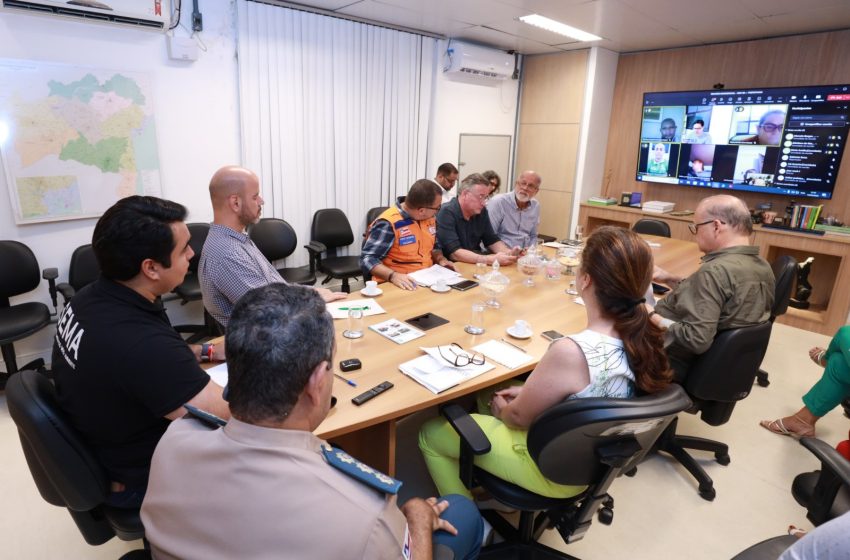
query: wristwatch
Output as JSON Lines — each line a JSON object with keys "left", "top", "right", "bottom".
{"left": 200, "top": 343, "right": 214, "bottom": 362}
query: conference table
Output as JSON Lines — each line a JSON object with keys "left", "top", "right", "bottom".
{"left": 212, "top": 235, "right": 702, "bottom": 474}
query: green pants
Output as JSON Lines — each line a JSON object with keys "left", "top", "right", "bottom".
{"left": 802, "top": 326, "right": 850, "bottom": 417}
{"left": 418, "top": 383, "right": 585, "bottom": 500}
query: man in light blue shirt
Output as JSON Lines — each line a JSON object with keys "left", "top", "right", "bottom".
{"left": 487, "top": 170, "right": 542, "bottom": 249}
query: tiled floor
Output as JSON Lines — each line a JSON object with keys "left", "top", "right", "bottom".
{"left": 1, "top": 321, "right": 845, "bottom": 559}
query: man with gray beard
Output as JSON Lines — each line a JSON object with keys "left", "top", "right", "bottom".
{"left": 487, "top": 170, "right": 542, "bottom": 249}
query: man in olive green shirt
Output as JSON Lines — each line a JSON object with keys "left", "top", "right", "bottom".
{"left": 649, "top": 195, "right": 774, "bottom": 381}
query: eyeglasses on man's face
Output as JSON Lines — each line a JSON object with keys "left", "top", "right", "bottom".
{"left": 688, "top": 219, "right": 726, "bottom": 235}
{"left": 516, "top": 180, "right": 540, "bottom": 191}
{"left": 758, "top": 123, "right": 783, "bottom": 133}
{"left": 438, "top": 343, "right": 485, "bottom": 367}
{"left": 661, "top": 125, "right": 677, "bottom": 131}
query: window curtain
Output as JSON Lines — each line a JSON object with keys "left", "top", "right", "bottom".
{"left": 236, "top": 0, "right": 436, "bottom": 266}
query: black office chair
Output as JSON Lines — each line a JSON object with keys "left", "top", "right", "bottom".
{"left": 1, "top": 240, "right": 57, "bottom": 390}
{"left": 366, "top": 206, "right": 389, "bottom": 227}
{"left": 249, "top": 218, "right": 316, "bottom": 286}
{"left": 656, "top": 322, "right": 773, "bottom": 500}
{"left": 306, "top": 208, "right": 361, "bottom": 293}
{"left": 440, "top": 385, "right": 692, "bottom": 558}
{"left": 632, "top": 218, "right": 671, "bottom": 237}
{"left": 171, "top": 223, "right": 219, "bottom": 344}
{"left": 756, "top": 255, "right": 797, "bottom": 387}
{"left": 48, "top": 244, "right": 100, "bottom": 308}
{"left": 732, "top": 437, "right": 850, "bottom": 559}
{"left": 6, "top": 370, "right": 149, "bottom": 558}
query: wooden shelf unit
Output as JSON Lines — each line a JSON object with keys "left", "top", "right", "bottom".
{"left": 579, "top": 203, "right": 850, "bottom": 335}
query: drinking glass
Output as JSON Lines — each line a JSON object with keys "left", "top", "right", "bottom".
{"left": 574, "top": 225, "right": 585, "bottom": 245}
{"left": 343, "top": 308, "right": 364, "bottom": 339}
{"left": 464, "top": 302, "right": 486, "bottom": 335}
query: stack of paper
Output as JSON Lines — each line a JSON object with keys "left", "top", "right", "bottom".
{"left": 399, "top": 346, "right": 495, "bottom": 393}
{"left": 408, "top": 265, "right": 464, "bottom": 287}
{"left": 368, "top": 318, "right": 425, "bottom": 344}
{"left": 643, "top": 201, "right": 675, "bottom": 214}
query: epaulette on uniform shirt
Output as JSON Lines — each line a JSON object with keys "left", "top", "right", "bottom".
{"left": 321, "top": 443, "right": 402, "bottom": 495}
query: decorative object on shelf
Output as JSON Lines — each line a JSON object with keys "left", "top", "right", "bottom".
{"left": 789, "top": 257, "right": 814, "bottom": 310}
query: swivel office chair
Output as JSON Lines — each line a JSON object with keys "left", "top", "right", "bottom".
{"left": 0, "top": 240, "right": 56, "bottom": 389}
{"left": 49, "top": 244, "right": 100, "bottom": 308}
{"left": 366, "top": 206, "right": 389, "bottom": 227}
{"left": 249, "top": 218, "right": 316, "bottom": 286}
{"left": 755, "top": 255, "right": 797, "bottom": 387}
{"left": 7, "top": 370, "right": 149, "bottom": 558}
{"left": 732, "top": 436, "right": 850, "bottom": 559}
{"left": 306, "top": 208, "right": 361, "bottom": 293}
{"left": 172, "top": 223, "right": 219, "bottom": 343}
{"left": 632, "top": 219, "right": 671, "bottom": 238}
{"left": 656, "top": 322, "right": 773, "bottom": 500}
{"left": 439, "top": 385, "right": 692, "bottom": 558}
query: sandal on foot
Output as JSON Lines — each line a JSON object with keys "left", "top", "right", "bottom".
{"left": 788, "top": 525, "right": 807, "bottom": 538}
{"left": 760, "top": 415, "right": 815, "bottom": 438}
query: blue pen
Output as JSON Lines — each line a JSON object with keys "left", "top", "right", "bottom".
{"left": 333, "top": 372, "right": 358, "bottom": 387}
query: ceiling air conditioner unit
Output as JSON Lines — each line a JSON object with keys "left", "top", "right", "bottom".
{"left": 1, "top": 0, "right": 169, "bottom": 31}
{"left": 444, "top": 42, "right": 514, "bottom": 81}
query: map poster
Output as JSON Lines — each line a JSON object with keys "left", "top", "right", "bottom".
{"left": 0, "top": 59, "right": 163, "bottom": 224}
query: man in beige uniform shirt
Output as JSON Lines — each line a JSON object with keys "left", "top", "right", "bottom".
{"left": 141, "top": 283, "right": 482, "bottom": 560}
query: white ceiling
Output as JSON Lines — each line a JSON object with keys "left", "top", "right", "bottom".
{"left": 272, "top": 0, "right": 850, "bottom": 54}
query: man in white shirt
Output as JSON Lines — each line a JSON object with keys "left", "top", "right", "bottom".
{"left": 433, "top": 163, "right": 459, "bottom": 204}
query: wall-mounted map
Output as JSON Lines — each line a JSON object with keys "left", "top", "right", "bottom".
{"left": 0, "top": 59, "right": 162, "bottom": 224}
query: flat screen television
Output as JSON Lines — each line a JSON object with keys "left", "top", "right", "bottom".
{"left": 635, "top": 84, "right": 850, "bottom": 200}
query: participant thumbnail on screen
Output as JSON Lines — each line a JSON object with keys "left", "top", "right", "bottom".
{"left": 728, "top": 104, "right": 788, "bottom": 146}
{"left": 640, "top": 105, "right": 686, "bottom": 142}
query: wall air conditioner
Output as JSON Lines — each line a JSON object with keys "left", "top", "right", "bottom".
{"left": 443, "top": 42, "right": 514, "bottom": 82}
{"left": 1, "top": 0, "right": 169, "bottom": 31}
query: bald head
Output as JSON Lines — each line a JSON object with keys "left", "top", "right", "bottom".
{"left": 209, "top": 166, "right": 264, "bottom": 229}
{"left": 697, "top": 195, "right": 752, "bottom": 235}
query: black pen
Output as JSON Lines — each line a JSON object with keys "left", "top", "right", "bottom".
{"left": 500, "top": 338, "right": 528, "bottom": 353}
{"left": 333, "top": 372, "right": 358, "bottom": 387}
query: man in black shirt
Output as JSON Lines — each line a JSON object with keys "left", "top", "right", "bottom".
{"left": 436, "top": 173, "right": 520, "bottom": 266}
{"left": 52, "top": 196, "right": 230, "bottom": 508}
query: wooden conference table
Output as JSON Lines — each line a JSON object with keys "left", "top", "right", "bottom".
{"left": 214, "top": 235, "right": 701, "bottom": 474}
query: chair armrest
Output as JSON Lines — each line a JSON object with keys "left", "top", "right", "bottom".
{"left": 800, "top": 437, "right": 850, "bottom": 486}
{"left": 55, "top": 283, "right": 75, "bottom": 304}
{"left": 305, "top": 241, "right": 327, "bottom": 256}
{"left": 440, "top": 404, "right": 491, "bottom": 490}
{"left": 42, "top": 268, "right": 59, "bottom": 312}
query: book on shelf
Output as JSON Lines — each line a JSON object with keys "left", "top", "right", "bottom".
{"left": 814, "top": 224, "right": 850, "bottom": 237}
{"left": 587, "top": 196, "right": 618, "bottom": 206}
{"left": 642, "top": 200, "right": 675, "bottom": 214}
{"left": 789, "top": 204, "right": 823, "bottom": 230}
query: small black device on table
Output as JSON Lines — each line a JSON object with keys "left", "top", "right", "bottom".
{"left": 352, "top": 381, "right": 393, "bottom": 405}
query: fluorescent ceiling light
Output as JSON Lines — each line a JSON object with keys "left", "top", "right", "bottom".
{"left": 519, "top": 14, "right": 602, "bottom": 42}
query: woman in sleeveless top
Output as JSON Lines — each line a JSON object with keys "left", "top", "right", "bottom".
{"left": 419, "top": 226, "right": 673, "bottom": 499}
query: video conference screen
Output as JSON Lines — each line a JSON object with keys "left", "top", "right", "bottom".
{"left": 635, "top": 85, "right": 850, "bottom": 200}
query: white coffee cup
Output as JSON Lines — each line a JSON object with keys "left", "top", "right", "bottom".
{"left": 513, "top": 319, "right": 531, "bottom": 336}
{"left": 364, "top": 280, "right": 379, "bottom": 294}
{"left": 433, "top": 279, "right": 448, "bottom": 291}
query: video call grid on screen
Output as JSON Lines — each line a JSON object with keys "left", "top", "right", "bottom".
{"left": 635, "top": 85, "right": 850, "bottom": 200}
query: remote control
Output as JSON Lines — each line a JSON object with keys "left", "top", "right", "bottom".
{"left": 351, "top": 381, "right": 394, "bottom": 406}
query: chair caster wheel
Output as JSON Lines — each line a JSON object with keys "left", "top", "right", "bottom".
{"left": 756, "top": 375, "right": 770, "bottom": 387}
{"left": 715, "top": 453, "right": 730, "bottom": 466}
{"left": 624, "top": 467, "right": 637, "bottom": 477}
{"left": 598, "top": 507, "right": 613, "bottom": 525}
{"left": 699, "top": 486, "right": 716, "bottom": 501}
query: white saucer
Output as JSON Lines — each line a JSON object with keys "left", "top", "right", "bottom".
{"left": 506, "top": 326, "right": 532, "bottom": 339}
{"left": 360, "top": 288, "right": 383, "bottom": 297}
{"left": 431, "top": 284, "right": 451, "bottom": 293}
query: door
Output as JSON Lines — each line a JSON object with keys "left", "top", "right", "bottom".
{"left": 458, "top": 134, "right": 512, "bottom": 189}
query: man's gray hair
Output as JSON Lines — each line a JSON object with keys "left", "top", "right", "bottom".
{"left": 458, "top": 173, "right": 489, "bottom": 196}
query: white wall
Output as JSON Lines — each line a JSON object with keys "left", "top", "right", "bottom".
{"left": 427, "top": 40, "right": 520, "bottom": 182}
{"left": 0, "top": 3, "right": 241, "bottom": 368}
{"left": 0, "top": 18, "right": 520, "bottom": 370}
{"left": 571, "top": 46, "right": 619, "bottom": 228}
